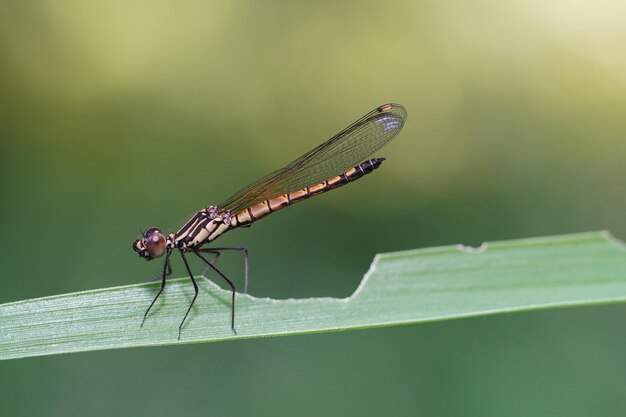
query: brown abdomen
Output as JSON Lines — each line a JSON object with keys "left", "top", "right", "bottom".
{"left": 232, "top": 158, "right": 385, "bottom": 226}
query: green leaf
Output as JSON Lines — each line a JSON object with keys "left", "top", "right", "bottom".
{"left": 2, "top": 231, "right": 626, "bottom": 360}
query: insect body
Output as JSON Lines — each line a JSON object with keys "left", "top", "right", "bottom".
{"left": 133, "top": 103, "right": 407, "bottom": 338}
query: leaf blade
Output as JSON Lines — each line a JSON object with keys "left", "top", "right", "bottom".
{"left": 2, "top": 231, "right": 626, "bottom": 360}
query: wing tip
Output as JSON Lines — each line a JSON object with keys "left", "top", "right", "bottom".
{"left": 377, "top": 103, "right": 407, "bottom": 122}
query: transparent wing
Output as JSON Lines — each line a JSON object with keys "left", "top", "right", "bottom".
{"left": 218, "top": 103, "right": 407, "bottom": 213}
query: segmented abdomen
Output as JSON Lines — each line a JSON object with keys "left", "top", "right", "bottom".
{"left": 232, "top": 158, "right": 385, "bottom": 227}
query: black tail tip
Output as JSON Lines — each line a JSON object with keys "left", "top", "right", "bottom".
{"left": 372, "top": 157, "right": 386, "bottom": 168}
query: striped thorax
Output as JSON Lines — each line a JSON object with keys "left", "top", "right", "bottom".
{"left": 172, "top": 207, "right": 233, "bottom": 250}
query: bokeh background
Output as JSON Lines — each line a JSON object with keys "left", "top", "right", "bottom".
{"left": 1, "top": 1, "right": 626, "bottom": 416}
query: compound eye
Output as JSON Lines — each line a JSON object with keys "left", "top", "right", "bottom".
{"left": 145, "top": 230, "right": 166, "bottom": 258}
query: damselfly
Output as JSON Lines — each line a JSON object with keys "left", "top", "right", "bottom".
{"left": 133, "top": 103, "right": 407, "bottom": 338}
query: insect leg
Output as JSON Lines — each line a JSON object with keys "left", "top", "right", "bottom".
{"left": 197, "top": 250, "right": 222, "bottom": 278}
{"left": 141, "top": 249, "right": 172, "bottom": 327}
{"left": 178, "top": 248, "right": 199, "bottom": 340}
{"left": 146, "top": 257, "right": 172, "bottom": 283}
{"left": 194, "top": 250, "right": 236, "bottom": 334}
{"left": 197, "top": 246, "right": 249, "bottom": 293}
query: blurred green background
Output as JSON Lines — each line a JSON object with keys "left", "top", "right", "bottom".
{"left": 1, "top": 1, "right": 626, "bottom": 416}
